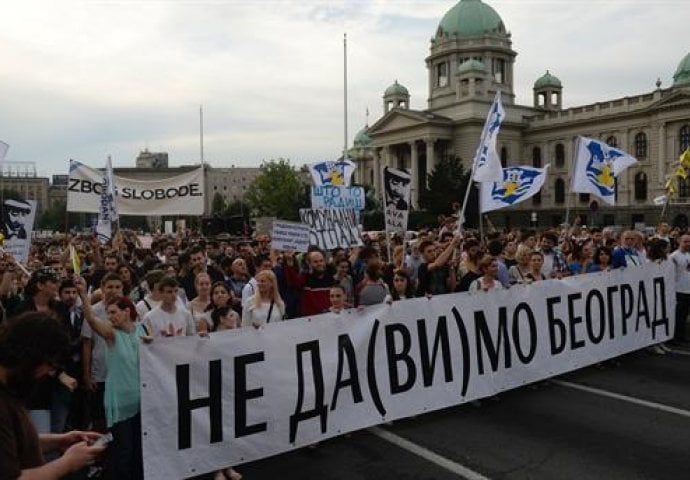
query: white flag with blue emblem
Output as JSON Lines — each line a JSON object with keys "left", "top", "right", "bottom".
{"left": 571, "top": 136, "right": 638, "bottom": 205}
{"left": 96, "top": 156, "right": 118, "bottom": 243}
{"left": 308, "top": 159, "right": 356, "bottom": 187}
{"left": 472, "top": 91, "right": 505, "bottom": 183}
{"left": 480, "top": 165, "right": 549, "bottom": 213}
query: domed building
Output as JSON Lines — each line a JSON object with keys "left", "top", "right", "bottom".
{"left": 351, "top": 0, "right": 690, "bottom": 229}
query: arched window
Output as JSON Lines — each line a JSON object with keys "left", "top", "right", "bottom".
{"left": 606, "top": 136, "right": 618, "bottom": 148}
{"left": 634, "top": 132, "right": 647, "bottom": 158}
{"left": 532, "top": 147, "right": 542, "bottom": 168}
{"left": 555, "top": 178, "right": 565, "bottom": 204}
{"left": 555, "top": 143, "right": 565, "bottom": 167}
{"left": 532, "top": 191, "right": 542, "bottom": 205}
{"left": 634, "top": 172, "right": 647, "bottom": 200}
{"left": 500, "top": 147, "right": 508, "bottom": 167}
{"left": 680, "top": 125, "right": 690, "bottom": 152}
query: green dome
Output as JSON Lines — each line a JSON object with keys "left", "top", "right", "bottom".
{"left": 437, "top": 0, "right": 506, "bottom": 39}
{"left": 384, "top": 80, "right": 409, "bottom": 97}
{"left": 457, "top": 59, "right": 486, "bottom": 74}
{"left": 534, "top": 70, "right": 562, "bottom": 89}
{"left": 673, "top": 52, "right": 690, "bottom": 86}
{"left": 353, "top": 127, "right": 371, "bottom": 147}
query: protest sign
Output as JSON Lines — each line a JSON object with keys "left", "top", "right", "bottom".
{"left": 298, "top": 208, "right": 363, "bottom": 250}
{"left": 141, "top": 261, "right": 675, "bottom": 480}
{"left": 67, "top": 160, "right": 205, "bottom": 215}
{"left": 310, "top": 186, "right": 365, "bottom": 210}
{"left": 1, "top": 198, "right": 37, "bottom": 263}
{"left": 383, "top": 167, "right": 411, "bottom": 232}
{"left": 271, "top": 221, "right": 311, "bottom": 252}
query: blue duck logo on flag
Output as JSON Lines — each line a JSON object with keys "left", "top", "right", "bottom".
{"left": 310, "top": 160, "right": 354, "bottom": 186}
{"left": 584, "top": 140, "right": 620, "bottom": 196}
{"left": 491, "top": 167, "right": 541, "bottom": 205}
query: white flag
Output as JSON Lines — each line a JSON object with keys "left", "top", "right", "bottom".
{"left": 571, "top": 136, "right": 638, "bottom": 205}
{"left": 96, "top": 156, "right": 118, "bottom": 243}
{"left": 472, "top": 91, "right": 505, "bottom": 183}
{"left": 653, "top": 195, "right": 667, "bottom": 206}
{"left": 308, "top": 159, "right": 356, "bottom": 186}
{"left": 480, "top": 165, "right": 549, "bottom": 213}
{"left": 0, "top": 141, "right": 9, "bottom": 162}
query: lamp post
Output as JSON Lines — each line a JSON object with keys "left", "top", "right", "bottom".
{"left": 531, "top": 211, "right": 538, "bottom": 228}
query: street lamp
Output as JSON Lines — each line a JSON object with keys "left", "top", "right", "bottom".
{"left": 531, "top": 211, "right": 538, "bottom": 228}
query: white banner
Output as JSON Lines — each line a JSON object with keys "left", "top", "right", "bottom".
{"left": 298, "top": 208, "right": 363, "bottom": 250}
{"left": 271, "top": 220, "right": 311, "bottom": 252}
{"left": 67, "top": 160, "right": 205, "bottom": 215}
{"left": 1, "top": 198, "right": 37, "bottom": 263}
{"left": 310, "top": 185, "right": 365, "bottom": 210}
{"left": 141, "top": 262, "right": 675, "bottom": 480}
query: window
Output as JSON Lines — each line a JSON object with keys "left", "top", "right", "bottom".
{"left": 437, "top": 62, "right": 449, "bottom": 87}
{"left": 679, "top": 177, "right": 690, "bottom": 198}
{"left": 634, "top": 172, "right": 647, "bottom": 200}
{"left": 532, "top": 191, "right": 542, "bottom": 205}
{"left": 555, "top": 143, "right": 565, "bottom": 167}
{"left": 492, "top": 58, "right": 506, "bottom": 84}
{"left": 555, "top": 178, "right": 565, "bottom": 204}
{"left": 634, "top": 132, "right": 647, "bottom": 158}
{"left": 579, "top": 193, "right": 590, "bottom": 203}
{"left": 606, "top": 136, "right": 618, "bottom": 148}
{"left": 532, "top": 147, "right": 542, "bottom": 168}
{"left": 500, "top": 147, "right": 508, "bottom": 167}
{"left": 680, "top": 125, "right": 690, "bottom": 152}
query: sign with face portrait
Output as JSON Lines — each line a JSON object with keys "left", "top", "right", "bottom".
{"left": 383, "top": 166, "right": 411, "bottom": 233}
{"left": 1, "top": 197, "right": 37, "bottom": 263}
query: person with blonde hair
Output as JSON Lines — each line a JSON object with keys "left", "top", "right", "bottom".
{"left": 469, "top": 255, "right": 505, "bottom": 292}
{"left": 242, "top": 269, "right": 285, "bottom": 328}
{"left": 508, "top": 244, "right": 533, "bottom": 284}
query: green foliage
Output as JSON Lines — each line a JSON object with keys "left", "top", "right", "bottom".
{"left": 211, "top": 192, "right": 226, "bottom": 214}
{"left": 419, "top": 156, "right": 478, "bottom": 227}
{"left": 245, "top": 159, "right": 306, "bottom": 221}
{"left": 37, "top": 200, "right": 66, "bottom": 231}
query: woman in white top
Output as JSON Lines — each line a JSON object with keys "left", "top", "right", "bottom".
{"left": 188, "top": 273, "right": 212, "bottom": 333}
{"left": 469, "top": 255, "right": 506, "bottom": 293}
{"left": 242, "top": 270, "right": 285, "bottom": 328}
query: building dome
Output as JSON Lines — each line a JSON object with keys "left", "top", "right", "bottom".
{"left": 353, "top": 127, "right": 371, "bottom": 147}
{"left": 673, "top": 52, "right": 690, "bottom": 86}
{"left": 534, "top": 70, "right": 562, "bottom": 89}
{"left": 437, "top": 0, "right": 506, "bottom": 39}
{"left": 457, "top": 59, "right": 486, "bottom": 74}
{"left": 384, "top": 80, "right": 409, "bottom": 97}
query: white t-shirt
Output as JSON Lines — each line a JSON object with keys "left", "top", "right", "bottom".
{"left": 670, "top": 249, "right": 690, "bottom": 294}
{"left": 143, "top": 305, "right": 196, "bottom": 337}
{"left": 242, "top": 299, "right": 284, "bottom": 328}
{"left": 136, "top": 295, "right": 186, "bottom": 322}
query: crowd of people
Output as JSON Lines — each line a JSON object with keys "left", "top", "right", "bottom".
{"left": 1, "top": 217, "right": 689, "bottom": 479}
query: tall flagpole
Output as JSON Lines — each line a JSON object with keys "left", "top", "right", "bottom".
{"left": 343, "top": 33, "right": 348, "bottom": 162}
{"left": 200, "top": 105, "right": 205, "bottom": 165}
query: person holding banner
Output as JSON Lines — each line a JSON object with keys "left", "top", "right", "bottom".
{"left": 78, "top": 283, "right": 150, "bottom": 480}
{"left": 242, "top": 270, "right": 285, "bottom": 328}
{"left": 525, "top": 251, "right": 547, "bottom": 282}
{"left": 285, "top": 251, "right": 335, "bottom": 316}
{"left": 468, "top": 256, "right": 505, "bottom": 293}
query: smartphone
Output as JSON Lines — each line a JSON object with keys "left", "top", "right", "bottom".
{"left": 90, "top": 432, "right": 113, "bottom": 448}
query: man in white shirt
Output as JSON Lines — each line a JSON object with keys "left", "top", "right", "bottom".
{"left": 143, "top": 276, "right": 196, "bottom": 337}
{"left": 669, "top": 234, "right": 690, "bottom": 346}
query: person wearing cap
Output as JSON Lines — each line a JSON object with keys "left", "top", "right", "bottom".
{"left": 2, "top": 268, "right": 79, "bottom": 436}
{"left": 1, "top": 198, "right": 32, "bottom": 240}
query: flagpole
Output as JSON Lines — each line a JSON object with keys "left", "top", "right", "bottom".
{"left": 478, "top": 186, "right": 484, "bottom": 242}
{"left": 343, "top": 32, "right": 348, "bottom": 162}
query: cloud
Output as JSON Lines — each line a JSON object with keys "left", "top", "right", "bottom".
{"left": 0, "top": 0, "right": 687, "bottom": 176}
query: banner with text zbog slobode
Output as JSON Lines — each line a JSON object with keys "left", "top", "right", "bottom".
{"left": 66, "top": 160, "right": 205, "bottom": 215}
{"left": 140, "top": 262, "right": 675, "bottom": 480}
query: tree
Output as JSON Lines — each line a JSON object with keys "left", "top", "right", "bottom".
{"left": 211, "top": 192, "right": 226, "bottom": 214}
{"left": 245, "top": 159, "right": 306, "bottom": 221}
{"left": 419, "top": 156, "right": 479, "bottom": 227}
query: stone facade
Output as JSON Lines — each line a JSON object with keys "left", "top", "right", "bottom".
{"left": 350, "top": 0, "right": 690, "bottom": 230}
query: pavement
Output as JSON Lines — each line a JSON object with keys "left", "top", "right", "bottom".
{"left": 193, "top": 345, "right": 690, "bottom": 480}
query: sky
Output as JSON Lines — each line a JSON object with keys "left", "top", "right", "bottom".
{"left": 0, "top": 0, "right": 688, "bottom": 177}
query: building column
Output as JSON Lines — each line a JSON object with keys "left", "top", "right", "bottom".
{"left": 658, "top": 123, "right": 666, "bottom": 185}
{"left": 410, "top": 140, "right": 419, "bottom": 208}
{"left": 373, "top": 148, "right": 382, "bottom": 202}
{"left": 425, "top": 137, "right": 436, "bottom": 188}
{"left": 382, "top": 145, "right": 392, "bottom": 169}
